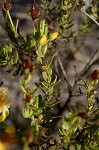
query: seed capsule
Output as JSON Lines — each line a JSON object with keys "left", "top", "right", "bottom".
{"left": 31, "top": 4, "right": 40, "bottom": 20}
{"left": 91, "top": 70, "right": 99, "bottom": 80}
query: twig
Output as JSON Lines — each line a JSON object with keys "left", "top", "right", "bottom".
{"left": 54, "top": 59, "right": 61, "bottom": 109}
{"left": 77, "top": 49, "right": 99, "bottom": 81}
{"left": 57, "top": 49, "right": 99, "bottom": 117}
{"left": 81, "top": 9, "right": 99, "bottom": 27}
{"left": 56, "top": 52, "right": 72, "bottom": 90}
{"left": 0, "top": 81, "right": 3, "bottom": 86}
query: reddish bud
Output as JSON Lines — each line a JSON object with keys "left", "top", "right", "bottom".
{"left": 25, "top": 94, "right": 32, "bottom": 103}
{"left": 78, "top": 112, "right": 89, "bottom": 119}
{"left": 3, "top": 0, "right": 11, "bottom": 10}
{"left": 63, "top": 9, "right": 67, "bottom": 15}
{"left": 25, "top": 60, "right": 33, "bottom": 72}
{"left": 31, "top": 5, "right": 40, "bottom": 20}
{"left": 91, "top": 70, "right": 99, "bottom": 80}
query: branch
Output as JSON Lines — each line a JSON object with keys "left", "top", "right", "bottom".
{"left": 77, "top": 49, "right": 99, "bottom": 81}
{"left": 81, "top": 9, "right": 99, "bottom": 27}
{"left": 56, "top": 52, "right": 72, "bottom": 90}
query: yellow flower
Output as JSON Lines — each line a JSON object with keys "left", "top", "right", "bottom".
{"left": 49, "top": 32, "right": 58, "bottom": 41}
{"left": 39, "top": 35, "right": 47, "bottom": 45}
{"left": 0, "top": 87, "right": 10, "bottom": 123}
{"left": 0, "top": 142, "right": 6, "bottom": 150}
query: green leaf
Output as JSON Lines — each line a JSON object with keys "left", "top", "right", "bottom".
{"left": 35, "top": 96, "right": 39, "bottom": 108}
{"left": 0, "top": 44, "right": 13, "bottom": 66}
{"left": 22, "top": 107, "right": 33, "bottom": 118}
{"left": 42, "top": 45, "right": 47, "bottom": 54}
{"left": 50, "top": 75, "right": 57, "bottom": 86}
{"left": 42, "top": 71, "right": 48, "bottom": 81}
{"left": 83, "top": 79, "right": 88, "bottom": 89}
{"left": 36, "top": 50, "right": 44, "bottom": 57}
{"left": 41, "top": 81, "right": 48, "bottom": 88}
{"left": 5, "top": 23, "right": 17, "bottom": 43}
{"left": 47, "top": 99, "right": 62, "bottom": 108}
{"left": 38, "top": 95, "right": 44, "bottom": 107}
{"left": 26, "top": 34, "right": 36, "bottom": 48}
{"left": 15, "top": 19, "right": 19, "bottom": 33}
{"left": 18, "top": 35, "right": 26, "bottom": 48}
{"left": 30, "top": 88, "right": 39, "bottom": 96}
{"left": 65, "top": 23, "right": 73, "bottom": 30}
{"left": 48, "top": 69, "right": 52, "bottom": 76}
{"left": 21, "top": 85, "right": 27, "bottom": 93}
{"left": 47, "top": 54, "right": 56, "bottom": 68}
{"left": 37, "top": 56, "right": 42, "bottom": 64}
{"left": 13, "top": 50, "right": 18, "bottom": 64}
{"left": 30, "top": 39, "right": 36, "bottom": 47}
{"left": 44, "top": 25, "right": 48, "bottom": 36}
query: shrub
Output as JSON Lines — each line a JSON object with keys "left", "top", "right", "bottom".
{"left": 0, "top": 0, "right": 99, "bottom": 149}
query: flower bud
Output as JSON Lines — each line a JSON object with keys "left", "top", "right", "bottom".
{"left": 39, "top": 35, "right": 47, "bottom": 45}
{"left": 78, "top": 112, "right": 89, "bottom": 119}
{"left": 49, "top": 32, "right": 58, "bottom": 41}
{"left": 25, "top": 94, "right": 32, "bottom": 103}
{"left": 63, "top": 9, "right": 67, "bottom": 15}
{"left": 91, "top": 70, "right": 99, "bottom": 80}
{"left": 31, "top": 4, "right": 40, "bottom": 20}
{"left": 3, "top": 0, "right": 11, "bottom": 11}
{"left": 24, "top": 60, "right": 33, "bottom": 72}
